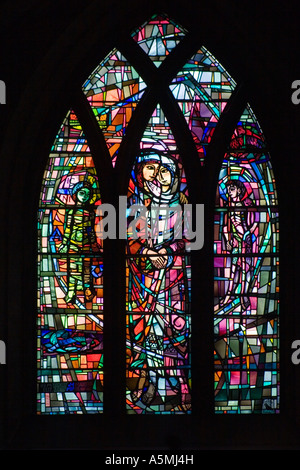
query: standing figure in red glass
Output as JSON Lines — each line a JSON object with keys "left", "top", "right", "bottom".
{"left": 222, "top": 179, "right": 258, "bottom": 311}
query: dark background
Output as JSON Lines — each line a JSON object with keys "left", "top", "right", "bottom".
{"left": 0, "top": 0, "right": 300, "bottom": 451}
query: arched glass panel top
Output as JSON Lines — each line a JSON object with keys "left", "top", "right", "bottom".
{"left": 131, "top": 13, "right": 187, "bottom": 67}
{"left": 82, "top": 49, "right": 146, "bottom": 166}
{"left": 170, "top": 47, "right": 236, "bottom": 164}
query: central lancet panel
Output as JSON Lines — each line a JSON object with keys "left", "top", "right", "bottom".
{"left": 125, "top": 105, "right": 192, "bottom": 414}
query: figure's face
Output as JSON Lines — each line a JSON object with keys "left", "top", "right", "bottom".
{"left": 227, "top": 184, "right": 240, "bottom": 200}
{"left": 157, "top": 165, "right": 172, "bottom": 188}
{"left": 77, "top": 187, "right": 90, "bottom": 204}
{"left": 142, "top": 162, "right": 159, "bottom": 182}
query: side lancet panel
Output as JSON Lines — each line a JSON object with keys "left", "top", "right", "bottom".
{"left": 213, "top": 105, "right": 280, "bottom": 413}
{"left": 37, "top": 110, "right": 104, "bottom": 414}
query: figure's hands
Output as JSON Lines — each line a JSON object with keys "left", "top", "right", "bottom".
{"left": 146, "top": 247, "right": 168, "bottom": 268}
{"left": 158, "top": 247, "right": 168, "bottom": 264}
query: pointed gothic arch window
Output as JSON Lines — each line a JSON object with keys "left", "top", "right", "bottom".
{"left": 37, "top": 13, "right": 279, "bottom": 415}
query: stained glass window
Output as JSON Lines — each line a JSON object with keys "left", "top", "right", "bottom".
{"left": 37, "top": 13, "right": 279, "bottom": 416}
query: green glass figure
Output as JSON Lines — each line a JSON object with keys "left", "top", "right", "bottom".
{"left": 59, "top": 181, "right": 101, "bottom": 304}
